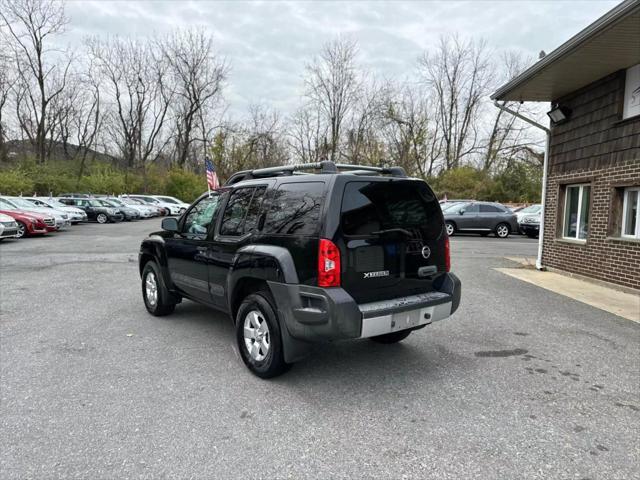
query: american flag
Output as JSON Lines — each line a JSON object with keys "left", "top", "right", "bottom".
{"left": 205, "top": 157, "right": 219, "bottom": 189}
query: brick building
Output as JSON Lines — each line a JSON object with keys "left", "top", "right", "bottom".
{"left": 492, "top": 0, "right": 640, "bottom": 291}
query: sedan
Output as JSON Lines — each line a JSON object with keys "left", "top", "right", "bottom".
{"left": 0, "top": 197, "right": 70, "bottom": 230}
{"left": 0, "top": 208, "right": 52, "bottom": 237}
{"left": 98, "top": 199, "right": 140, "bottom": 221}
{"left": 57, "top": 198, "right": 124, "bottom": 223}
{"left": 26, "top": 197, "right": 88, "bottom": 224}
{"left": 443, "top": 201, "right": 519, "bottom": 238}
{"left": 0, "top": 212, "right": 20, "bottom": 241}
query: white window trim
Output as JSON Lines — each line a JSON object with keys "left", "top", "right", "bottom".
{"left": 563, "top": 184, "right": 590, "bottom": 242}
{"left": 621, "top": 187, "right": 640, "bottom": 239}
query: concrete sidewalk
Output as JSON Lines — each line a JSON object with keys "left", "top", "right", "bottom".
{"left": 497, "top": 257, "right": 640, "bottom": 322}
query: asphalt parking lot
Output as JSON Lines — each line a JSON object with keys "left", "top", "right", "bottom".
{"left": 1, "top": 221, "right": 638, "bottom": 479}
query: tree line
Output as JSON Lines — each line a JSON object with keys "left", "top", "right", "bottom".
{"left": 0, "top": 0, "right": 544, "bottom": 201}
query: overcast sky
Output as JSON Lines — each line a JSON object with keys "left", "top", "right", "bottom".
{"left": 64, "top": 0, "right": 620, "bottom": 116}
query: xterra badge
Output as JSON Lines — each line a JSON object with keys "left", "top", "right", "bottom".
{"left": 363, "top": 270, "right": 390, "bottom": 278}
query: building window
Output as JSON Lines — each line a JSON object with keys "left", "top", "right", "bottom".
{"left": 563, "top": 184, "right": 590, "bottom": 240}
{"left": 621, "top": 187, "right": 640, "bottom": 239}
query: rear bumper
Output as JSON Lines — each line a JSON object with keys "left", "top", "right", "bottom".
{"left": 268, "top": 272, "right": 461, "bottom": 344}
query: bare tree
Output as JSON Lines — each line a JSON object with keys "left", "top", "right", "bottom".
{"left": 0, "top": 0, "right": 72, "bottom": 163}
{"left": 419, "top": 34, "right": 491, "bottom": 170}
{"left": 287, "top": 105, "right": 327, "bottom": 163}
{"left": 304, "top": 37, "right": 361, "bottom": 162}
{"left": 0, "top": 50, "right": 15, "bottom": 160}
{"left": 87, "top": 36, "right": 172, "bottom": 186}
{"left": 160, "top": 28, "right": 227, "bottom": 169}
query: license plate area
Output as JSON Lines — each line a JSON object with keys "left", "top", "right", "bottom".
{"left": 360, "top": 306, "right": 434, "bottom": 338}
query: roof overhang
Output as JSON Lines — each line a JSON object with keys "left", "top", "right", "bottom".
{"left": 491, "top": 0, "right": 640, "bottom": 102}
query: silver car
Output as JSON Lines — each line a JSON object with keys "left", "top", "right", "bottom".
{"left": 0, "top": 212, "right": 20, "bottom": 241}
{"left": 27, "top": 197, "right": 88, "bottom": 224}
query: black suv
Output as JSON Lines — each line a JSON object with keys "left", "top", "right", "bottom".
{"left": 139, "top": 162, "right": 461, "bottom": 378}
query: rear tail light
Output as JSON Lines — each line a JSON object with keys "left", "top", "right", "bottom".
{"left": 444, "top": 235, "right": 451, "bottom": 272}
{"left": 318, "top": 238, "right": 341, "bottom": 287}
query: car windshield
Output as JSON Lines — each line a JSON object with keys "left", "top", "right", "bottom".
{"left": 106, "top": 199, "right": 124, "bottom": 206}
{"left": 520, "top": 204, "right": 541, "bottom": 213}
{"left": 39, "top": 199, "right": 66, "bottom": 208}
{"left": 441, "top": 202, "right": 463, "bottom": 212}
{"left": 0, "top": 198, "right": 18, "bottom": 209}
{"left": 9, "top": 198, "right": 37, "bottom": 209}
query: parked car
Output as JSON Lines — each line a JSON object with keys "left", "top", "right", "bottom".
{"left": 58, "top": 193, "right": 92, "bottom": 198}
{"left": 139, "top": 161, "right": 461, "bottom": 378}
{"left": 57, "top": 198, "right": 124, "bottom": 223}
{"left": 122, "top": 196, "right": 168, "bottom": 216}
{"left": 118, "top": 197, "right": 159, "bottom": 218}
{"left": 0, "top": 208, "right": 52, "bottom": 237}
{"left": 0, "top": 212, "right": 20, "bottom": 241}
{"left": 25, "top": 197, "right": 88, "bottom": 224}
{"left": 519, "top": 212, "right": 541, "bottom": 238}
{"left": 149, "top": 195, "right": 190, "bottom": 215}
{"left": 515, "top": 204, "right": 542, "bottom": 223}
{"left": 0, "top": 196, "right": 70, "bottom": 230}
{"left": 443, "top": 201, "right": 518, "bottom": 238}
{"left": 97, "top": 199, "right": 140, "bottom": 221}
{"left": 129, "top": 195, "right": 181, "bottom": 216}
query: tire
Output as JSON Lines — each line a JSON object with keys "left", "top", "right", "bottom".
{"left": 142, "top": 261, "right": 175, "bottom": 316}
{"left": 370, "top": 329, "right": 412, "bottom": 344}
{"left": 236, "top": 291, "right": 290, "bottom": 379}
{"left": 96, "top": 213, "right": 108, "bottom": 224}
{"left": 16, "top": 221, "right": 27, "bottom": 238}
{"left": 495, "top": 223, "right": 510, "bottom": 238}
{"left": 445, "top": 221, "right": 456, "bottom": 237}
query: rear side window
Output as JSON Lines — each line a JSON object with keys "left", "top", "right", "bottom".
{"left": 263, "top": 182, "right": 324, "bottom": 236}
{"left": 341, "top": 180, "right": 442, "bottom": 239}
{"left": 220, "top": 187, "right": 266, "bottom": 236}
{"left": 480, "top": 204, "right": 502, "bottom": 213}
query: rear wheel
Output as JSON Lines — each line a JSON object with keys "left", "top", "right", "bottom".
{"left": 16, "top": 221, "right": 27, "bottom": 238}
{"left": 370, "top": 329, "right": 412, "bottom": 344}
{"left": 142, "top": 261, "right": 175, "bottom": 316}
{"left": 445, "top": 221, "right": 456, "bottom": 236}
{"left": 236, "top": 291, "right": 290, "bottom": 378}
{"left": 495, "top": 223, "right": 510, "bottom": 238}
{"left": 96, "top": 213, "right": 108, "bottom": 224}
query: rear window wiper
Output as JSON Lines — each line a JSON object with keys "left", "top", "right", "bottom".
{"left": 370, "top": 228, "right": 413, "bottom": 238}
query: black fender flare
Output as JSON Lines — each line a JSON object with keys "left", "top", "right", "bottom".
{"left": 139, "top": 235, "right": 180, "bottom": 299}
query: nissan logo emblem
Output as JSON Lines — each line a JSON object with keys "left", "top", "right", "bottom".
{"left": 421, "top": 246, "right": 431, "bottom": 259}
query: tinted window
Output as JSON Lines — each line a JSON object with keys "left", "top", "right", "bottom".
{"left": 480, "top": 204, "right": 502, "bottom": 213}
{"left": 183, "top": 194, "right": 221, "bottom": 236}
{"left": 464, "top": 204, "right": 479, "bottom": 213}
{"left": 220, "top": 188, "right": 256, "bottom": 236}
{"left": 341, "top": 180, "right": 441, "bottom": 238}
{"left": 263, "top": 182, "right": 324, "bottom": 236}
{"left": 243, "top": 187, "right": 266, "bottom": 233}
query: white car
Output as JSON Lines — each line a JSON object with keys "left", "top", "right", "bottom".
{"left": 119, "top": 197, "right": 159, "bottom": 218}
{"left": 150, "top": 195, "right": 190, "bottom": 214}
{"left": 0, "top": 212, "right": 20, "bottom": 241}
{"left": 26, "top": 197, "right": 88, "bottom": 224}
{"left": 516, "top": 204, "right": 542, "bottom": 223}
{"left": 129, "top": 195, "right": 185, "bottom": 216}
{"left": 0, "top": 197, "right": 70, "bottom": 230}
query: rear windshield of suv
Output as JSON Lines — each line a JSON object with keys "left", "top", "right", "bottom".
{"left": 341, "top": 180, "right": 442, "bottom": 239}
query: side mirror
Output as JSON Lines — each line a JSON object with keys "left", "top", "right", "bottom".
{"left": 458, "top": 209, "right": 465, "bottom": 215}
{"left": 162, "top": 217, "right": 179, "bottom": 232}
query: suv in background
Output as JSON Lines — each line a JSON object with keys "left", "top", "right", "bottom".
{"left": 443, "top": 201, "right": 518, "bottom": 238}
{"left": 139, "top": 161, "right": 461, "bottom": 378}
{"left": 58, "top": 198, "right": 124, "bottom": 223}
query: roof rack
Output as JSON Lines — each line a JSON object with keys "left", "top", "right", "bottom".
{"left": 224, "top": 160, "right": 406, "bottom": 185}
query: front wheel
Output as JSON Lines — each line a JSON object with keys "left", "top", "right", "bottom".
{"left": 236, "top": 291, "right": 290, "bottom": 379}
{"left": 495, "top": 223, "right": 510, "bottom": 238}
{"left": 142, "top": 261, "right": 175, "bottom": 316}
{"left": 16, "top": 221, "right": 27, "bottom": 238}
{"left": 96, "top": 213, "right": 108, "bottom": 224}
{"left": 370, "top": 329, "right": 412, "bottom": 344}
{"left": 445, "top": 221, "right": 456, "bottom": 236}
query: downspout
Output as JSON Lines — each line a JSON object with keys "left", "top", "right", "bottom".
{"left": 492, "top": 101, "right": 550, "bottom": 271}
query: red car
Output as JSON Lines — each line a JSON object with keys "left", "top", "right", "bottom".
{"left": 0, "top": 209, "right": 51, "bottom": 238}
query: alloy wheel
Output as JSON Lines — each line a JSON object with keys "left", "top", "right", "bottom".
{"left": 97, "top": 213, "right": 108, "bottom": 224}
{"left": 16, "top": 222, "right": 26, "bottom": 238}
{"left": 445, "top": 223, "right": 455, "bottom": 236}
{"left": 145, "top": 271, "right": 158, "bottom": 307}
{"left": 243, "top": 310, "right": 270, "bottom": 361}
{"left": 496, "top": 224, "right": 509, "bottom": 238}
